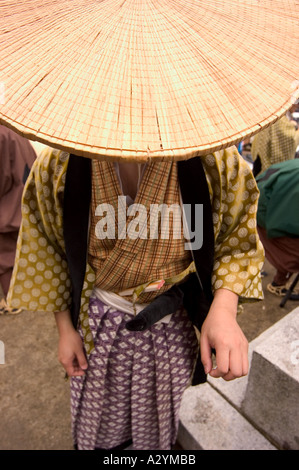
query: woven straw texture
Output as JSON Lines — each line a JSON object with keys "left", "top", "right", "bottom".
{"left": 0, "top": 0, "right": 298, "bottom": 161}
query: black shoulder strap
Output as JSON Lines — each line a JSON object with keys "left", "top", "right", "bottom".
{"left": 63, "top": 154, "right": 92, "bottom": 328}
{"left": 177, "top": 156, "right": 214, "bottom": 304}
{"left": 178, "top": 157, "right": 215, "bottom": 386}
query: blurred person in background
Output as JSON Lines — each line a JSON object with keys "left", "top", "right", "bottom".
{"left": 256, "top": 158, "right": 299, "bottom": 299}
{"left": 0, "top": 125, "right": 36, "bottom": 313}
{"left": 252, "top": 103, "right": 299, "bottom": 177}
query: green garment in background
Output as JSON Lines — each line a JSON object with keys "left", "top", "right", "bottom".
{"left": 256, "top": 159, "right": 299, "bottom": 239}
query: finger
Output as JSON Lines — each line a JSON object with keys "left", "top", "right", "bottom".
{"left": 68, "top": 365, "right": 86, "bottom": 376}
{"left": 242, "top": 350, "right": 249, "bottom": 377}
{"left": 208, "top": 346, "right": 230, "bottom": 378}
{"left": 225, "top": 342, "right": 249, "bottom": 380}
{"left": 228, "top": 348, "right": 243, "bottom": 379}
{"left": 222, "top": 349, "right": 248, "bottom": 381}
{"left": 76, "top": 350, "right": 88, "bottom": 371}
{"left": 71, "top": 357, "right": 88, "bottom": 376}
{"left": 63, "top": 361, "right": 79, "bottom": 377}
{"left": 62, "top": 356, "right": 86, "bottom": 377}
{"left": 200, "top": 333, "right": 213, "bottom": 374}
{"left": 242, "top": 342, "right": 249, "bottom": 376}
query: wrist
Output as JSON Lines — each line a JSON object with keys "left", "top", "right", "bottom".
{"left": 54, "top": 309, "right": 76, "bottom": 336}
{"left": 210, "top": 288, "right": 239, "bottom": 318}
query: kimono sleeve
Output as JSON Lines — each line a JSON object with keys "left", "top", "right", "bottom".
{"left": 6, "top": 149, "right": 72, "bottom": 312}
{"left": 204, "top": 148, "right": 264, "bottom": 301}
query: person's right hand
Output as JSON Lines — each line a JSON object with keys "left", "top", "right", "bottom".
{"left": 54, "top": 310, "right": 88, "bottom": 376}
{"left": 58, "top": 329, "right": 88, "bottom": 376}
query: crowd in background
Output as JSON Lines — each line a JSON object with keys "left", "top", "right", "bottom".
{"left": 1, "top": 103, "right": 299, "bottom": 309}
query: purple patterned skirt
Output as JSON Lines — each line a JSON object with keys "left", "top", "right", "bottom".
{"left": 70, "top": 295, "right": 198, "bottom": 450}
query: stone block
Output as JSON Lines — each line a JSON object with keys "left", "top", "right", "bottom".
{"left": 178, "top": 382, "right": 275, "bottom": 450}
{"left": 241, "top": 308, "right": 299, "bottom": 450}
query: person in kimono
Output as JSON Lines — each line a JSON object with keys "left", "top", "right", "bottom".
{"left": 251, "top": 112, "right": 299, "bottom": 177}
{"left": 0, "top": 125, "right": 36, "bottom": 312}
{"left": 7, "top": 144, "right": 264, "bottom": 450}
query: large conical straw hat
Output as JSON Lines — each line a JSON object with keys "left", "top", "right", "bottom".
{"left": 0, "top": 0, "right": 298, "bottom": 162}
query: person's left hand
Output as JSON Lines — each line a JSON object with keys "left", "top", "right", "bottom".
{"left": 200, "top": 289, "right": 249, "bottom": 381}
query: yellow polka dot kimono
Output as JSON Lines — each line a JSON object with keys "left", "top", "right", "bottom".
{"left": 9, "top": 149, "right": 72, "bottom": 312}
{"left": 7, "top": 146, "right": 264, "bottom": 355}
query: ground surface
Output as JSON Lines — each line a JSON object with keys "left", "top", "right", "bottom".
{"left": 0, "top": 259, "right": 298, "bottom": 450}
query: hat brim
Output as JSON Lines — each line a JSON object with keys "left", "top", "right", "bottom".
{"left": 0, "top": 0, "right": 298, "bottom": 161}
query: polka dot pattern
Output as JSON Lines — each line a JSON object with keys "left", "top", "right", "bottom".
{"left": 7, "top": 147, "right": 95, "bottom": 353}
{"left": 203, "top": 147, "right": 264, "bottom": 301}
{"left": 7, "top": 146, "right": 264, "bottom": 355}
{"left": 7, "top": 149, "right": 74, "bottom": 311}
